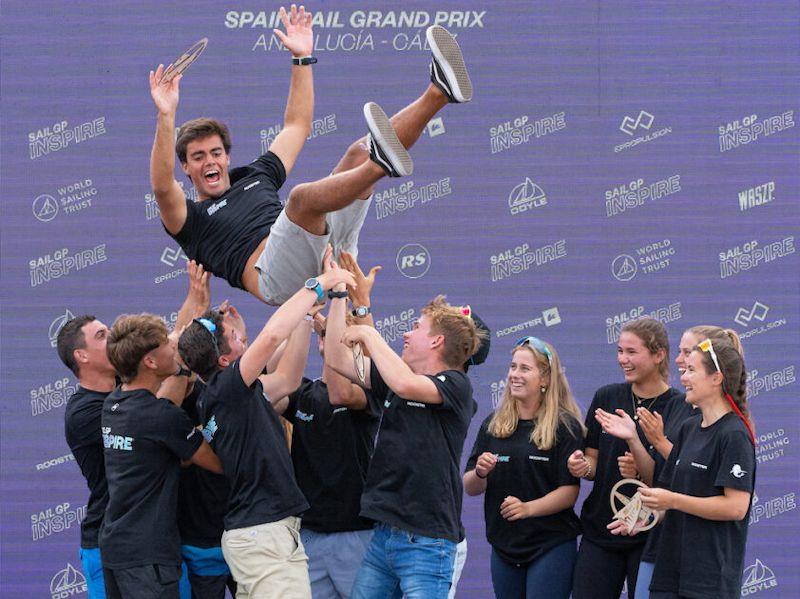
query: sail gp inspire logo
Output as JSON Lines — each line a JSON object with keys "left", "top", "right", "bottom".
{"left": 50, "top": 562, "right": 87, "bottom": 598}
{"left": 741, "top": 558, "right": 778, "bottom": 595}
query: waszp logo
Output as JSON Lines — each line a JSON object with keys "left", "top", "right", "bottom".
{"left": 160, "top": 246, "right": 188, "bottom": 267}
{"left": 396, "top": 243, "right": 431, "bottom": 279}
{"left": 50, "top": 562, "right": 87, "bottom": 598}
{"left": 508, "top": 178, "right": 547, "bottom": 215}
{"left": 620, "top": 111, "right": 654, "bottom": 135}
{"left": 33, "top": 194, "right": 59, "bottom": 222}
{"left": 735, "top": 302, "right": 769, "bottom": 327}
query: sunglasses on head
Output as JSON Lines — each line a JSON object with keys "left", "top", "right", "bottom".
{"left": 194, "top": 317, "right": 220, "bottom": 355}
{"left": 698, "top": 338, "right": 721, "bottom": 373}
{"left": 515, "top": 336, "right": 552, "bottom": 367}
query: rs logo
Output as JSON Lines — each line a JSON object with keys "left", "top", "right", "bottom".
{"left": 396, "top": 244, "right": 431, "bottom": 279}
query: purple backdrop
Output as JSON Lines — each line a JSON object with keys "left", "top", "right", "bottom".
{"left": 2, "top": 1, "right": 798, "bottom": 597}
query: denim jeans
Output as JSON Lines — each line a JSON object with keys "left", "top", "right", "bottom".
{"left": 351, "top": 523, "right": 456, "bottom": 599}
{"left": 635, "top": 560, "right": 655, "bottom": 599}
{"left": 490, "top": 539, "right": 576, "bottom": 599}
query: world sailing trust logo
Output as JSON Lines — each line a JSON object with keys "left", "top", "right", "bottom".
{"left": 741, "top": 558, "right": 777, "bottom": 595}
{"left": 50, "top": 562, "right": 87, "bottom": 598}
{"left": 508, "top": 178, "right": 547, "bottom": 215}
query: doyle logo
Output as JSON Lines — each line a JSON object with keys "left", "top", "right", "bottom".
{"left": 29, "top": 117, "right": 107, "bottom": 159}
{"left": 375, "top": 178, "right": 452, "bottom": 220}
{"left": 425, "top": 117, "right": 445, "bottom": 137}
{"left": 49, "top": 309, "right": 75, "bottom": 347}
{"left": 508, "top": 178, "right": 547, "bottom": 215}
{"left": 730, "top": 464, "right": 746, "bottom": 478}
{"left": 396, "top": 243, "right": 431, "bottom": 279}
{"left": 611, "top": 254, "right": 637, "bottom": 281}
{"left": 620, "top": 111, "right": 654, "bottom": 135}
{"left": 735, "top": 302, "right": 769, "bottom": 327}
{"left": 741, "top": 558, "right": 777, "bottom": 595}
{"left": 739, "top": 181, "right": 775, "bottom": 211}
{"left": 160, "top": 246, "right": 188, "bottom": 267}
{"left": 261, "top": 113, "right": 337, "bottom": 151}
{"left": 718, "top": 111, "right": 795, "bottom": 153}
{"left": 33, "top": 194, "right": 59, "bottom": 222}
{"left": 30, "top": 246, "right": 108, "bottom": 288}
{"left": 719, "top": 237, "right": 795, "bottom": 279}
{"left": 489, "top": 112, "right": 566, "bottom": 154}
{"left": 611, "top": 239, "right": 675, "bottom": 282}
{"left": 50, "top": 562, "right": 87, "bottom": 598}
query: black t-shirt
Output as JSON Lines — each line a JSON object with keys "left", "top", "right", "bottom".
{"left": 177, "top": 382, "right": 230, "bottom": 548}
{"left": 99, "top": 387, "right": 203, "bottom": 568}
{"left": 199, "top": 360, "right": 308, "bottom": 530}
{"left": 650, "top": 412, "right": 755, "bottom": 599}
{"left": 284, "top": 378, "right": 380, "bottom": 532}
{"left": 466, "top": 414, "right": 583, "bottom": 565}
{"left": 64, "top": 386, "right": 110, "bottom": 549}
{"left": 580, "top": 383, "right": 681, "bottom": 549}
{"left": 640, "top": 395, "right": 697, "bottom": 562}
{"left": 168, "top": 152, "right": 286, "bottom": 290}
{"left": 360, "top": 362, "right": 476, "bottom": 542}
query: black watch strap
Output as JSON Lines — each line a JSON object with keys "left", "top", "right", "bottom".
{"left": 176, "top": 366, "right": 192, "bottom": 377}
{"left": 327, "top": 290, "right": 349, "bottom": 299}
{"left": 292, "top": 55, "right": 317, "bottom": 66}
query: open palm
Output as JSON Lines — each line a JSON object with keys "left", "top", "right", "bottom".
{"left": 273, "top": 5, "right": 314, "bottom": 57}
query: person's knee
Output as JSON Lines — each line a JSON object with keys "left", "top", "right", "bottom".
{"left": 333, "top": 138, "right": 370, "bottom": 175}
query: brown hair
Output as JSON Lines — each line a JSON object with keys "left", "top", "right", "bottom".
{"left": 176, "top": 118, "right": 232, "bottom": 163}
{"left": 688, "top": 325, "right": 744, "bottom": 358}
{"left": 56, "top": 315, "right": 96, "bottom": 377}
{"left": 422, "top": 295, "right": 486, "bottom": 370}
{"left": 106, "top": 314, "right": 168, "bottom": 383}
{"left": 621, "top": 317, "right": 670, "bottom": 382}
{"left": 178, "top": 311, "right": 231, "bottom": 381}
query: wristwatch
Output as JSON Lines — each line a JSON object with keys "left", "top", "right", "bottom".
{"left": 292, "top": 55, "right": 318, "bottom": 66}
{"left": 175, "top": 366, "right": 192, "bottom": 378}
{"left": 328, "top": 290, "right": 349, "bottom": 300}
{"left": 304, "top": 278, "right": 324, "bottom": 302}
{"left": 352, "top": 305, "right": 371, "bottom": 318}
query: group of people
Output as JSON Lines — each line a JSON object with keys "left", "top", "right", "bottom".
{"left": 55, "top": 5, "right": 755, "bottom": 598}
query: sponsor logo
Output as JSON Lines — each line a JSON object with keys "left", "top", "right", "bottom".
{"left": 611, "top": 239, "right": 675, "bottom": 282}
{"left": 490, "top": 378, "right": 506, "bottom": 409}
{"left": 749, "top": 492, "right": 796, "bottom": 525}
{"left": 437, "top": 375, "right": 447, "bottom": 382}
{"left": 735, "top": 301, "right": 769, "bottom": 327}
{"left": 375, "top": 308, "right": 416, "bottom": 343}
{"left": 529, "top": 455, "right": 549, "bottom": 462}
{"left": 30, "top": 376, "right": 77, "bottom": 417}
{"left": 332, "top": 407, "right": 348, "bottom": 415}
{"left": 33, "top": 194, "right": 59, "bottom": 222}
{"left": 718, "top": 111, "right": 795, "bottom": 153}
{"left": 295, "top": 410, "right": 314, "bottom": 422}
{"left": 496, "top": 307, "right": 561, "bottom": 338}
{"left": 730, "top": 464, "right": 747, "bottom": 478}
{"left": 28, "top": 117, "right": 107, "bottom": 159}
{"left": 207, "top": 198, "right": 228, "bottom": 215}
{"left": 50, "top": 562, "right": 87, "bottom": 598}
{"left": 102, "top": 428, "right": 134, "bottom": 451}
{"left": 145, "top": 182, "right": 197, "bottom": 220}
{"left": 490, "top": 112, "right": 566, "bottom": 154}
{"left": 746, "top": 366, "right": 796, "bottom": 398}
{"left": 738, "top": 181, "right": 775, "bottom": 211}
{"left": 396, "top": 243, "right": 431, "bottom": 279}
{"left": 614, "top": 111, "right": 672, "bottom": 152}
{"left": 29, "top": 246, "right": 108, "bottom": 288}
{"left": 49, "top": 309, "right": 75, "bottom": 347}
{"left": 490, "top": 240, "right": 567, "bottom": 282}
{"left": 375, "top": 178, "right": 452, "bottom": 220}
{"left": 756, "top": 428, "right": 790, "bottom": 464}
{"left": 36, "top": 453, "right": 75, "bottom": 472}
{"left": 495, "top": 455, "right": 510, "bottom": 462}
{"left": 406, "top": 401, "right": 426, "bottom": 408}
{"left": 31, "top": 502, "right": 86, "bottom": 541}
{"left": 32, "top": 179, "right": 99, "bottom": 222}
{"left": 690, "top": 462, "right": 708, "bottom": 470}
{"left": 260, "top": 113, "right": 337, "bottom": 152}
{"left": 508, "top": 178, "right": 547, "bottom": 215}
{"left": 741, "top": 558, "right": 778, "bottom": 595}
{"left": 719, "top": 237, "right": 795, "bottom": 279}
{"left": 155, "top": 246, "right": 189, "bottom": 284}
{"left": 425, "top": 117, "right": 445, "bottom": 137}
{"left": 605, "top": 175, "right": 681, "bottom": 217}
{"left": 202, "top": 415, "right": 218, "bottom": 442}
{"left": 605, "top": 302, "right": 683, "bottom": 344}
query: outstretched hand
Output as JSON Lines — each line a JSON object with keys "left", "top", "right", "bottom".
{"left": 149, "top": 64, "right": 181, "bottom": 115}
{"left": 273, "top": 4, "right": 314, "bottom": 57}
{"left": 595, "top": 408, "right": 637, "bottom": 441}
{"left": 186, "top": 260, "right": 210, "bottom": 308}
{"left": 339, "top": 251, "right": 380, "bottom": 305}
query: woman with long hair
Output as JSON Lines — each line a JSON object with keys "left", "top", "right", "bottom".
{"left": 464, "top": 337, "right": 585, "bottom": 599}
{"left": 568, "top": 318, "right": 684, "bottom": 599}
{"left": 609, "top": 337, "right": 755, "bottom": 598}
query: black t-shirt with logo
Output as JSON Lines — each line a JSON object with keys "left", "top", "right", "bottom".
{"left": 580, "top": 383, "right": 681, "bottom": 549}
{"left": 284, "top": 378, "right": 380, "bottom": 532}
{"left": 640, "top": 395, "right": 697, "bottom": 562}
{"left": 168, "top": 152, "right": 286, "bottom": 290}
{"left": 177, "top": 382, "right": 230, "bottom": 548}
{"left": 99, "top": 387, "right": 203, "bottom": 569}
{"left": 199, "top": 359, "right": 308, "bottom": 530}
{"left": 360, "top": 362, "right": 476, "bottom": 543}
{"left": 64, "top": 386, "right": 110, "bottom": 549}
{"left": 650, "top": 412, "right": 756, "bottom": 599}
{"left": 466, "top": 414, "right": 583, "bottom": 565}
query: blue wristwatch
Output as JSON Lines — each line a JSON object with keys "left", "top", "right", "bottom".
{"left": 304, "top": 277, "right": 324, "bottom": 302}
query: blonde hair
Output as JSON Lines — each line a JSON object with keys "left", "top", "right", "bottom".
{"left": 107, "top": 314, "right": 168, "bottom": 383}
{"left": 422, "top": 295, "right": 486, "bottom": 370}
{"left": 488, "top": 342, "right": 586, "bottom": 450}
{"left": 688, "top": 325, "right": 744, "bottom": 358}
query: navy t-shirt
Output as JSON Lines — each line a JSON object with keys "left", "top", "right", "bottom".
{"left": 199, "top": 360, "right": 308, "bottom": 530}
{"left": 360, "top": 362, "right": 476, "bottom": 542}
{"left": 64, "top": 386, "right": 110, "bottom": 549}
{"left": 99, "top": 387, "right": 203, "bottom": 569}
{"left": 169, "top": 152, "right": 286, "bottom": 290}
{"left": 466, "top": 414, "right": 583, "bottom": 565}
{"left": 285, "top": 378, "right": 380, "bottom": 532}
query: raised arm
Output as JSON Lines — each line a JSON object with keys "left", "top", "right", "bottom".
{"left": 595, "top": 408, "right": 656, "bottom": 484}
{"left": 149, "top": 65, "right": 187, "bottom": 234}
{"left": 267, "top": 5, "right": 314, "bottom": 176}
{"left": 259, "top": 316, "right": 313, "bottom": 403}
{"left": 175, "top": 261, "right": 211, "bottom": 331}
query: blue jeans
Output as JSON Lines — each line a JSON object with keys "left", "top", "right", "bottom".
{"left": 79, "top": 547, "right": 106, "bottom": 599}
{"left": 490, "top": 540, "right": 577, "bottom": 599}
{"left": 635, "top": 560, "right": 655, "bottom": 599}
{"left": 301, "top": 528, "right": 373, "bottom": 598}
{"left": 351, "top": 523, "right": 456, "bottom": 599}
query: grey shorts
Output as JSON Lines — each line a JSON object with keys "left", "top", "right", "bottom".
{"left": 300, "top": 527, "right": 373, "bottom": 599}
{"left": 256, "top": 198, "right": 372, "bottom": 305}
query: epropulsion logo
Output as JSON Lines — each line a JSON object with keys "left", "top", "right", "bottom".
{"left": 490, "top": 240, "right": 567, "bottom": 282}
{"left": 605, "top": 302, "right": 682, "bottom": 344}
{"left": 31, "top": 502, "right": 87, "bottom": 541}
{"left": 611, "top": 239, "right": 675, "bottom": 282}
{"left": 718, "top": 111, "right": 795, "bottom": 153}
{"left": 741, "top": 558, "right": 777, "bottom": 595}
{"left": 489, "top": 112, "right": 566, "bottom": 154}
{"left": 396, "top": 244, "right": 430, "bottom": 279}
{"left": 260, "top": 113, "right": 337, "bottom": 152}
{"left": 28, "top": 117, "right": 107, "bottom": 159}
{"left": 746, "top": 366, "right": 795, "bottom": 399}
{"left": 50, "top": 562, "right": 87, "bottom": 599}
{"left": 425, "top": 117, "right": 445, "bottom": 138}
{"left": 719, "top": 237, "right": 795, "bottom": 279}
{"left": 605, "top": 175, "right": 681, "bottom": 217}
{"left": 614, "top": 111, "right": 672, "bottom": 153}
{"left": 496, "top": 307, "right": 561, "bottom": 338}
{"left": 738, "top": 181, "right": 775, "bottom": 212}
{"left": 375, "top": 308, "right": 417, "bottom": 343}
{"left": 30, "top": 246, "right": 108, "bottom": 288}
{"left": 49, "top": 309, "right": 75, "bottom": 347}
{"left": 508, "top": 178, "right": 547, "bottom": 215}
{"left": 756, "top": 428, "right": 790, "bottom": 465}
{"left": 735, "top": 302, "right": 769, "bottom": 327}
{"left": 155, "top": 247, "right": 189, "bottom": 284}
{"left": 145, "top": 182, "right": 197, "bottom": 220}
{"left": 375, "top": 178, "right": 452, "bottom": 220}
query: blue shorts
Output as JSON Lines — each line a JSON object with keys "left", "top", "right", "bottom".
{"left": 79, "top": 547, "right": 106, "bottom": 599}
